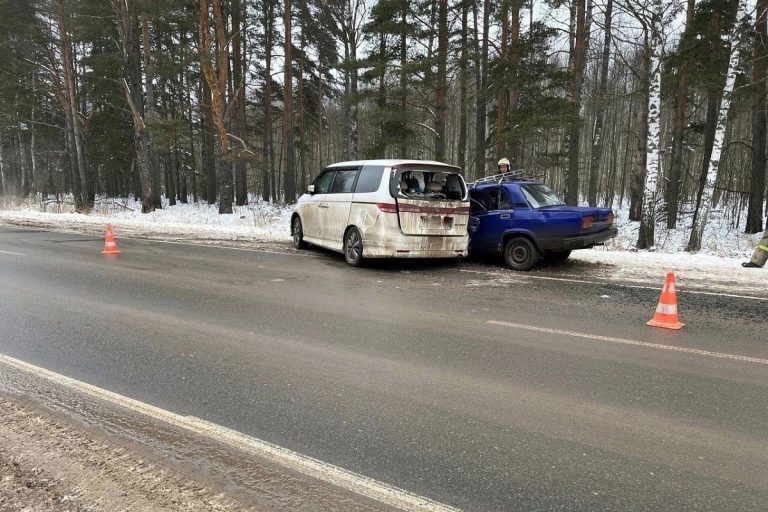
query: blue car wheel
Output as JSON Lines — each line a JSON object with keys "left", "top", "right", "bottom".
{"left": 503, "top": 237, "right": 539, "bottom": 271}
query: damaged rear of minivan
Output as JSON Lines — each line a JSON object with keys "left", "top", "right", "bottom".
{"left": 292, "top": 159, "right": 470, "bottom": 267}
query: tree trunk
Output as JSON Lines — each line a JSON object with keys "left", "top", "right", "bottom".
{"left": 112, "top": 0, "right": 154, "bottom": 211}
{"left": 337, "top": 0, "right": 360, "bottom": 160}
{"left": 262, "top": 0, "right": 274, "bottom": 201}
{"left": 341, "top": 12, "right": 351, "bottom": 162}
{"left": 201, "top": 76, "right": 216, "bottom": 204}
{"left": 199, "top": 0, "right": 233, "bottom": 213}
{"left": 666, "top": 0, "right": 695, "bottom": 228}
{"left": 232, "top": 0, "right": 248, "bottom": 205}
{"left": 496, "top": 0, "right": 509, "bottom": 157}
{"left": 377, "top": 32, "right": 387, "bottom": 152}
{"left": 317, "top": 60, "right": 324, "bottom": 169}
{"left": 508, "top": 4, "right": 521, "bottom": 164}
{"left": 57, "top": 0, "right": 89, "bottom": 210}
{"left": 187, "top": 72, "right": 198, "bottom": 202}
{"left": 588, "top": 0, "right": 612, "bottom": 207}
{"left": 30, "top": 75, "right": 37, "bottom": 196}
{"left": 435, "top": 0, "right": 448, "bottom": 161}
{"left": 0, "top": 139, "right": 5, "bottom": 196}
{"left": 474, "top": 0, "right": 490, "bottom": 178}
{"left": 688, "top": 0, "right": 748, "bottom": 251}
{"left": 162, "top": 79, "right": 177, "bottom": 207}
{"left": 349, "top": 12, "right": 359, "bottom": 159}
{"left": 747, "top": 0, "right": 768, "bottom": 234}
{"left": 629, "top": 51, "right": 649, "bottom": 222}
{"left": 458, "top": 0, "right": 469, "bottom": 171}
{"left": 214, "top": 0, "right": 232, "bottom": 213}
{"left": 283, "top": 0, "right": 296, "bottom": 201}
{"left": 141, "top": 4, "right": 162, "bottom": 209}
{"left": 566, "top": 0, "right": 586, "bottom": 205}
{"left": 637, "top": 0, "right": 663, "bottom": 249}
{"left": 398, "top": 1, "right": 408, "bottom": 158}
{"left": 297, "top": 0, "right": 307, "bottom": 194}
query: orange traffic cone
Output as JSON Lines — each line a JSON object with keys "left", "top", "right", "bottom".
{"left": 647, "top": 272, "right": 684, "bottom": 330}
{"left": 101, "top": 224, "right": 121, "bottom": 255}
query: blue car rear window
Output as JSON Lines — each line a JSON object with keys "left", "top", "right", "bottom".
{"left": 520, "top": 184, "right": 565, "bottom": 208}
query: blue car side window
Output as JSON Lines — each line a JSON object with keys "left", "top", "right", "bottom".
{"left": 499, "top": 188, "right": 512, "bottom": 210}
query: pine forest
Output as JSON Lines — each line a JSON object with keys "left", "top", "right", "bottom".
{"left": 0, "top": 0, "right": 766, "bottom": 250}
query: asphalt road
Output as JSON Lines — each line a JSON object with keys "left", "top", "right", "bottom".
{"left": 1, "top": 226, "right": 767, "bottom": 511}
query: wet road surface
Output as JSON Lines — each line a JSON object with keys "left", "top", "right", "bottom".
{"left": 1, "top": 226, "right": 767, "bottom": 511}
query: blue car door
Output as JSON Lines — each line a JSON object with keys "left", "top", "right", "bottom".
{"left": 469, "top": 187, "right": 511, "bottom": 254}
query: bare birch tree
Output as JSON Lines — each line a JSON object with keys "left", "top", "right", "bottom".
{"left": 637, "top": 0, "right": 664, "bottom": 249}
{"left": 687, "top": 0, "right": 749, "bottom": 251}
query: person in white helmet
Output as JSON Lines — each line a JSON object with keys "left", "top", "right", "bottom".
{"left": 497, "top": 158, "right": 510, "bottom": 173}
{"left": 742, "top": 228, "right": 768, "bottom": 268}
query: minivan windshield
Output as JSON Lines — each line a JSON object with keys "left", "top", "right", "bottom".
{"left": 391, "top": 168, "right": 467, "bottom": 201}
{"left": 520, "top": 183, "right": 566, "bottom": 208}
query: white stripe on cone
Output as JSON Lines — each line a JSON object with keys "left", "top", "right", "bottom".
{"left": 655, "top": 303, "right": 678, "bottom": 315}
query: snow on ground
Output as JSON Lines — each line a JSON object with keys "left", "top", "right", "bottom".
{"left": 0, "top": 195, "right": 292, "bottom": 243}
{"left": 0, "top": 195, "right": 766, "bottom": 294}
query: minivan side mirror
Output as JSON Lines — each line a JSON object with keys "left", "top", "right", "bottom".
{"left": 307, "top": 184, "right": 315, "bottom": 194}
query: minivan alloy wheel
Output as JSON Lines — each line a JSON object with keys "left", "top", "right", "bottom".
{"left": 344, "top": 228, "right": 364, "bottom": 267}
{"left": 292, "top": 217, "right": 307, "bottom": 249}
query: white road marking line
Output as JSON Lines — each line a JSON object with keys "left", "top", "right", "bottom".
{"left": 487, "top": 320, "right": 768, "bottom": 366}
{"left": 460, "top": 270, "right": 768, "bottom": 301}
{"left": 0, "top": 249, "right": 25, "bottom": 256}
{"left": 0, "top": 353, "right": 460, "bottom": 512}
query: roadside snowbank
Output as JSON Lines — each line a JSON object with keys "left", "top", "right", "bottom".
{"left": 0, "top": 196, "right": 292, "bottom": 243}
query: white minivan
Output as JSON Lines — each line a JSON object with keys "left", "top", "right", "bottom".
{"left": 291, "top": 159, "right": 470, "bottom": 266}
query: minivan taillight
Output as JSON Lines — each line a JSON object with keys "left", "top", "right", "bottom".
{"left": 377, "top": 202, "right": 398, "bottom": 213}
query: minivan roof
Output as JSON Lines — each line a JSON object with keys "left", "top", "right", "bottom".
{"left": 326, "top": 159, "right": 461, "bottom": 172}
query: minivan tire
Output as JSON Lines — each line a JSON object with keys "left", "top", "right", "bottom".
{"left": 344, "top": 227, "right": 365, "bottom": 267}
{"left": 292, "top": 217, "right": 307, "bottom": 249}
{"left": 503, "top": 237, "right": 539, "bottom": 271}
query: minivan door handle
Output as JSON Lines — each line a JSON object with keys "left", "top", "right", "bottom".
{"left": 318, "top": 203, "right": 329, "bottom": 209}
{"left": 500, "top": 213, "right": 511, "bottom": 220}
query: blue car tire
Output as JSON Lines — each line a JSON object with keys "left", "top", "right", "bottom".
{"left": 503, "top": 237, "right": 539, "bottom": 271}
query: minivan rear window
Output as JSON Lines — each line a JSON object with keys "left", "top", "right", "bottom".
{"left": 390, "top": 167, "right": 466, "bottom": 201}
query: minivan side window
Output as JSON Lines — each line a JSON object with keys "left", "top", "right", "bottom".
{"left": 354, "top": 165, "right": 383, "bottom": 193}
{"left": 314, "top": 171, "right": 335, "bottom": 194}
{"left": 329, "top": 169, "right": 358, "bottom": 193}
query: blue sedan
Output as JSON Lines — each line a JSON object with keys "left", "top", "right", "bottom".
{"left": 468, "top": 177, "right": 617, "bottom": 271}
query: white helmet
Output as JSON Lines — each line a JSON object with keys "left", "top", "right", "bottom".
{"left": 498, "top": 158, "right": 510, "bottom": 167}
